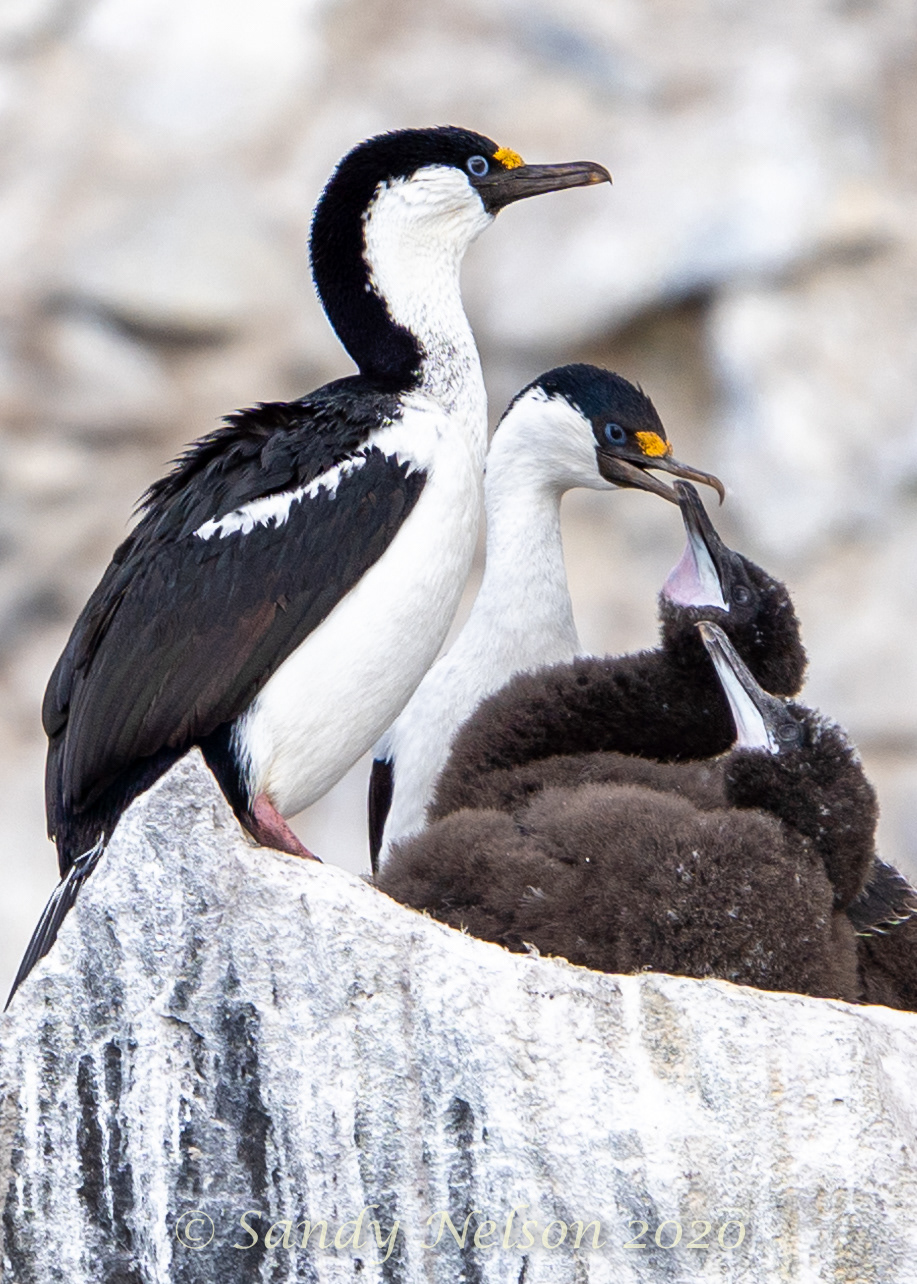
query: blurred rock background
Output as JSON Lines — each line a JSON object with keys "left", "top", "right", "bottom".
{"left": 1, "top": 0, "right": 915, "bottom": 992}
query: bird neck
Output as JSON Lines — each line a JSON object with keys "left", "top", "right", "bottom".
{"left": 464, "top": 464, "right": 578, "bottom": 669}
{"left": 311, "top": 175, "right": 490, "bottom": 412}
{"left": 363, "top": 189, "right": 488, "bottom": 415}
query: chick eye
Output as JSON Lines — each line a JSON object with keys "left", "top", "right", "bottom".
{"left": 467, "top": 155, "right": 490, "bottom": 177}
{"left": 777, "top": 721, "right": 802, "bottom": 745}
{"left": 733, "top": 585, "right": 751, "bottom": 606}
{"left": 604, "top": 422, "right": 626, "bottom": 445}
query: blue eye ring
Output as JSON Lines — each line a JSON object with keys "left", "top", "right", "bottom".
{"left": 467, "top": 155, "right": 490, "bottom": 178}
{"left": 604, "top": 422, "right": 626, "bottom": 445}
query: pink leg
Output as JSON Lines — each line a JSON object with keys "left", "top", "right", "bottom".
{"left": 248, "top": 793, "right": 322, "bottom": 861}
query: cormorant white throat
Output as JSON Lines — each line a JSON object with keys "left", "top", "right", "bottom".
{"left": 12, "top": 126, "right": 610, "bottom": 1002}
{"left": 369, "top": 365, "right": 724, "bottom": 869}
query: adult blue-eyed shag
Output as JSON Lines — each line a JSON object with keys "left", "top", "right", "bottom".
{"left": 369, "top": 365, "right": 724, "bottom": 870}
{"left": 10, "top": 126, "right": 611, "bottom": 1002}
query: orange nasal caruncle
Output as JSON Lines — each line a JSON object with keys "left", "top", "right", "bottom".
{"left": 635, "top": 431, "right": 671, "bottom": 458}
{"left": 493, "top": 146, "right": 525, "bottom": 170}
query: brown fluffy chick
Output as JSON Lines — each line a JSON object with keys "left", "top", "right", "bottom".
{"left": 429, "top": 482, "right": 807, "bottom": 820}
{"left": 380, "top": 483, "right": 917, "bottom": 1005}
{"left": 377, "top": 626, "right": 876, "bottom": 1002}
{"left": 426, "top": 482, "right": 917, "bottom": 996}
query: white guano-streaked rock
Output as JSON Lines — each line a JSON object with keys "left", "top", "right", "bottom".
{"left": 2, "top": 751, "right": 917, "bottom": 1282}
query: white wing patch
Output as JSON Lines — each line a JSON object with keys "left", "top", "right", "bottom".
{"left": 193, "top": 455, "right": 371, "bottom": 541}
{"left": 192, "top": 403, "right": 445, "bottom": 543}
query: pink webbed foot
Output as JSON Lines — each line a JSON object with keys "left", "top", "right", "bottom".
{"left": 248, "top": 793, "right": 322, "bottom": 861}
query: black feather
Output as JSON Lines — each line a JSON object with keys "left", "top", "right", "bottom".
{"left": 368, "top": 757, "right": 394, "bottom": 876}
{"left": 5, "top": 839, "right": 106, "bottom": 1007}
{"left": 849, "top": 860, "right": 917, "bottom": 935}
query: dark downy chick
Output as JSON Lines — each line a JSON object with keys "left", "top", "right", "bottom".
{"left": 427, "top": 484, "right": 917, "bottom": 980}
{"left": 378, "top": 624, "right": 876, "bottom": 1001}
{"left": 429, "top": 481, "right": 807, "bottom": 819}
{"left": 381, "top": 480, "right": 917, "bottom": 1005}
{"left": 700, "top": 623, "right": 876, "bottom": 912}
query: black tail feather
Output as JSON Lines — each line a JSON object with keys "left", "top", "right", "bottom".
{"left": 5, "top": 838, "right": 106, "bottom": 1008}
{"left": 848, "top": 858, "right": 917, "bottom": 936}
{"left": 368, "top": 756, "right": 394, "bottom": 876}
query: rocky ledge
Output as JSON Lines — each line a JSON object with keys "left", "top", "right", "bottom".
{"left": 2, "top": 751, "right": 917, "bottom": 1283}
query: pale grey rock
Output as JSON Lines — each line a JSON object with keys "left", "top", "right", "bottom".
{"left": 710, "top": 249, "right": 917, "bottom": 560}
{"left": 75, "top": 0, "right": 326, "bottom": 152}
{"left": 0, "top": 0, "right": 75, "bottom": 52}
{"left": 64, "top": 180, "right": 297, "bottom": 340}
{"left": 36, "top": 308, "right": 178, "bottom": 434}
{"left": 3, "top": 751, "right": 917, "bottom": 1283}
{"left": 466, "top": 0, "right": 909, "bottom": 349}
{"left": 785, "top": 505, "right": 917, "bottom": 745}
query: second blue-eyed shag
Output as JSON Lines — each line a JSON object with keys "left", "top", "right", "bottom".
{"left": 369, "top": 365, "right": 724, "bottom": 869}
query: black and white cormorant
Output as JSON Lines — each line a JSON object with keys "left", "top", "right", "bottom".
{"left": 11, "top": 126, "right": 611, "bottom": 1001}
{"left": 369, "top": 365, "right": 724, "bottom": 870}
{"left": 378, "top": 620, "right": 877, "bottom": 1002}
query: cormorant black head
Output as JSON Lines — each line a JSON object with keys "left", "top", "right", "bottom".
{"left": 310, "top": 128, "right": 610, "bottom": 388}
{"left": 499, "top": 364, "right": 725, "bottom": 503}
{"left": 661, "top": 482, "right": 807, "bottom": 696}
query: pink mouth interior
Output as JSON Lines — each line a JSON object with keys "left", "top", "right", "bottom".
{"left": 662, "top": 540, "right": 728, "bottom": 610}
{"left": 663, "top": 542, "right": 704, "bottom": 606}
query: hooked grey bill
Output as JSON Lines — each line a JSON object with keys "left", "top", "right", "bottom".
{"left": 697, "top": 621, "right": 781, "bottom": 754}
{"left": 473, "top": 160, "right": 612, "bottom": 213}
{"left": 597, "top": 453, "right": 726, "bottom": 506}
{"left": 663, "top": 481, "right": 728, "bottom": 610}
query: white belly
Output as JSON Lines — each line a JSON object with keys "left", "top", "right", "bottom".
{"left": 378, "top": 609, "right": 580, "bottom": 862}
{"left": 236, "top": 436, "right": 483, "bottom": 816}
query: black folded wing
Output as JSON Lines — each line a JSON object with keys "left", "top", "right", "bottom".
{"left": 44, "top": 382, "right": 426, "bottom": 871}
